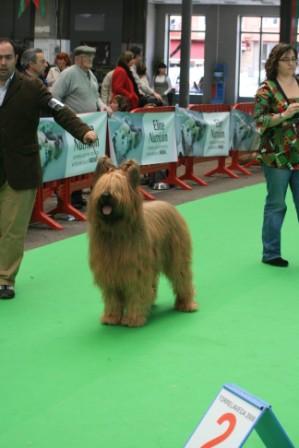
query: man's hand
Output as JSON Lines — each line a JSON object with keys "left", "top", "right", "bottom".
{"left": 83, "top": 130, "right": 97, "bottom": 144}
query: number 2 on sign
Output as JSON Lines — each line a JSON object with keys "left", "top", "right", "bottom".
{"left": 200, "top": 413, "right": 237, "bottom": 447}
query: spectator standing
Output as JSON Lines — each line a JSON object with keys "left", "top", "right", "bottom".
{"left": 20, "top": 47, "right": 48, "bottom": 85}
{"left": 129, "top": 46, "right": 162, "bottom": 105}
{"left": 0, "top": 38, "right": 97, "bottom": 299}
{"left": 254, "top": 43, "right": 299, "bottom": 267}
{"left": 46, "top": 52, "right": 71, "bottom": 89}
{"left": 111, "top": 51, "right": 140, "bottom": 111}
{"left": 52, "top": 45, "right": 109, "bottom": 208}
{"left": 153, "top": 62, "right": 173, "bottom": 105}
{"left": 136, "top": 63, "right": 151, "bottom": 92}
{"left": 52, "top": 45, "right": 108, "bottom": 114}
{"left": 101, "top": 69, "right": 114, "bottom": 106}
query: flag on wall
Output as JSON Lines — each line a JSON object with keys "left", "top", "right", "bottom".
{"left": 18, "top": 0, "right": 46, "bottom": 18}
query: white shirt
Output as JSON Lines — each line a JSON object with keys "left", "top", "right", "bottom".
{"left": 0, "top": 73, "right": 15, "bottom": 106}
{"left": 130, "top": 64, "right": 155, "bottom": 96}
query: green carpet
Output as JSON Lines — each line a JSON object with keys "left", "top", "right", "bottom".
{"left": 1, "top": 183, "right": 299, "bottom": 447}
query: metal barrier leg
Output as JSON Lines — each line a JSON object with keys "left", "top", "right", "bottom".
{"left": 244, "top": 159, "right": 260, "bottom": 168}
{"left": 139, "top": 187, "right": 155, "bottom": 201}
{"left": 31, "top": 187, "right": 64, "bottom": 230}
{"left": 204, "top": 157, "right": 239, "bottom": 179}
{"left": 179, "top": 157, "right": 208, "bottom": 186}
{"left": 227, "top": 150, "right": 252, "bottom": 176}
{"left": 164, "top": 162, "right": 192, "bottom": 190}
{"left": 51, "top": 179, "right": 87, "bottom": 221}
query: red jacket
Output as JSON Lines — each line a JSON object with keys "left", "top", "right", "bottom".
{"left": 112, "top": 66, "right": 139, "bottom": 110}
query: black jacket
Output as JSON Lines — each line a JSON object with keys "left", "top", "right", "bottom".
{"left": 0, "top": 71, "right": 91, "bottom": 189}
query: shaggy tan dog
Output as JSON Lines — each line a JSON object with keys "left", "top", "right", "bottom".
{"left": 87, "top": 156, "right": 198, "bottom": 327}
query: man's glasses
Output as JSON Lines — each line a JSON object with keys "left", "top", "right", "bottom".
{"left": 279, "top": 57, "right": 298, "bottom": 63}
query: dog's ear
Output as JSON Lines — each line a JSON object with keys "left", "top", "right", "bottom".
{"left": 120, "top": 159, "right": 140, "bottom": 189}
{"left": 94, "top": 156, "right": 115, "bottom": 182}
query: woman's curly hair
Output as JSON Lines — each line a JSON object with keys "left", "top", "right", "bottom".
{"left": 265, "top": 43, "right": 297, "bottom": 80}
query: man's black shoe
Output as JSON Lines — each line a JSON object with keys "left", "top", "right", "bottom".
{"left": 262, "top": 257, "right": 289, "bottom": 267}
{"left": 0, "top": 285, "right": 15, "bottom": 299}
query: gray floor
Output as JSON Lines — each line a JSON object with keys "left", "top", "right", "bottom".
{"left": 25, "top": 159, "right": 264, "bottom": 250}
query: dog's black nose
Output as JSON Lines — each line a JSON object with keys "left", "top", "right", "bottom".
{"left": 100, "top": 192, "right": 112, "bottom": 203}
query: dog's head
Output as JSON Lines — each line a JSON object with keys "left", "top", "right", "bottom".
{"left": 88, "top": 156, "right": 142, "bottom": 227}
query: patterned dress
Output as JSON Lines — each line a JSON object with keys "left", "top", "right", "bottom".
{"left": 254, "top": 78, "right": 299, "bottom": 169}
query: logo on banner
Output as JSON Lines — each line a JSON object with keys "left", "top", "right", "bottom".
{"left": 39, "top": 112, "right": 107, "bottom": 182}
{"left": 108, "top": 112, "right": 178, "bottom": 166}
{"left": 111, "top": 116, "right": 143, "bottom": 165}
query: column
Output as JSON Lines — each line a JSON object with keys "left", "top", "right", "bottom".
{"left": 179, "top": 0, "right": 193, "bottom": 108}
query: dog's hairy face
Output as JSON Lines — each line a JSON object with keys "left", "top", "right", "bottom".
{"left": 89, "top": 157, "right": 141, "bottom": 224}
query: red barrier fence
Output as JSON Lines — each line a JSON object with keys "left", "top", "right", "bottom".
{"left": 31, "top": 180, "right": 64, "bottom": 230}
{"left": 182, "top": 104, "right": 238, "bottom": 181}
{"left": 31, "top": 102, "right": 260, "bottom": 230}
{"left": 131, "top": 106, "right": 192, "bottom": 194}
{"left": 30, "top": 174, "right": 93, "bottom": 229}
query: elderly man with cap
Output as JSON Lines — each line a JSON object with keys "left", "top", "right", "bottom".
{"left": 52, "top": 45, "right": 108, "bottom": 114}
{"left": 52, "top": 45, "right": 110, "bottom": 208}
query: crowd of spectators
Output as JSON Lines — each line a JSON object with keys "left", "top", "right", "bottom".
{"left": 13, "top": 43, "right": 175, "bottom": 204}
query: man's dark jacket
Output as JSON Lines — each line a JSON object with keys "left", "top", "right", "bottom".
{"left": 0, "top": 71, "right": 91, "bottom": 190}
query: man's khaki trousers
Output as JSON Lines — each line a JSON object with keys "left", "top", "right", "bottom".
{"left": 0, "top": 182, "right": 36, "bottom": 286}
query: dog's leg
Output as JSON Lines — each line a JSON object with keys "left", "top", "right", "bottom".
{"left": 101, "top": 289, "right": 123, "bottom": 325}
{"left": 166, "top": 264, "right": 197, "bottom": 312}
{"left": 174, "top": 267, "right": 197, "bottom": 312}
{"left": 121, "top": 308, "right": 148, "bottom": 327}
{"left": 121, "top": 283, "right": 153, "bottom": 327}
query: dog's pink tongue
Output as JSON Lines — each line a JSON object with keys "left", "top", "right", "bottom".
{"left": 102, "top": 205, "right": 113, "bottom": 215}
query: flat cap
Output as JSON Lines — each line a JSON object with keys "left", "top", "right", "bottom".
{"left": 73, "top": 45, "right": 96, "bottom": 56}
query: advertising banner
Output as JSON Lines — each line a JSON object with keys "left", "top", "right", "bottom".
{"left": 175, "top": 107, "right": 231, "bottom": 157}
{"left": 37, "top": 108, "right": 258, "bottom": 184}
{"left": 231, "top": 109, "right": 260, "bottom": 152}
{"left": 38, "top": 112, "right": 107, "bottom": 182}
{"left": 108, "top": 112, "right": 178, "bottom": 166}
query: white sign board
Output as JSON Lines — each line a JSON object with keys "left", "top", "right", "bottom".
{"left": 185, "top": 386, "right": 263, "bottom": 447}
{"left": 184, "top": 384, "right": 295, "bottom": 448}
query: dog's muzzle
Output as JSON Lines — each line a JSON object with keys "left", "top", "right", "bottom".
{"left": 97, "top": 192, "right": 122, "bottom": 222}
{"left": 97, "top": 192, "right": 113, "bottom": 216}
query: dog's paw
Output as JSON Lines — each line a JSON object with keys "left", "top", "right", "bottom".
{"left": 175, "top": 299, "right": 198, "bottom": 312}
{"left": 121, "top": 315, "right": 147, "bottom": 327}
{"left": 101, "top": 314, "right": 122, "bottom": 325}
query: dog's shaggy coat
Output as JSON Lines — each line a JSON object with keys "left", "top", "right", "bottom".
{"left": 87, "top": 157, "right": 197, "bottom": 327}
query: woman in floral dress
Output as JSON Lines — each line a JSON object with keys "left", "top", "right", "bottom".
{"left": 254, "top": 43, "right": 299, "bottom": 267}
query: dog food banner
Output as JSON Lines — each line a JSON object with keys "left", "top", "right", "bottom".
{"left": 176, "top": 107, "right": 231, "bottom": 157}
{"left": 108, "top": 112, "right": 178, "bottom": 166}
{"left": 38, "top": 112, "right": 107, "bottom": 182}
{"left": 230, "top": 109, "right": 260, "bottom": 152}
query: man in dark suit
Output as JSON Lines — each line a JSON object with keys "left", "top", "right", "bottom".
{"left": 0, "top": 38, "right": 97, "bottom": 299}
